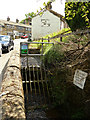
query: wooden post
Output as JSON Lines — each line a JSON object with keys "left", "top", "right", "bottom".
{"left": 48, "top": 37, "right": 50, "bottom": 42}
{"left": 42, "top": 38, "right": 43, "bottom": 42}
{"left": 78, "top": 37, "right": 81, "bottom": 49}
{"left": 41, "top": 43, "right": 43, "bottom": 56}
{"left": 60, "top": 36, "right": 62, "bottom": 42}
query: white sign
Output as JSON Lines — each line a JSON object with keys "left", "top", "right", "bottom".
{"left": 73, "top": 69, "right": 88, "bottom": 89}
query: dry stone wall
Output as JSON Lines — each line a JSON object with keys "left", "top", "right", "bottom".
{"left": 1, "top": 50, "right": 26, "bottom": 119}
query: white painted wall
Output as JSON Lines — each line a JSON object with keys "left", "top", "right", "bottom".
{"left": 32, "top": 10, "right": 60, "bottom": 39}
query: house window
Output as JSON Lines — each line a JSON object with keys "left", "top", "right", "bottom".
{"left": 22, "top": 27, "right": 24, "bottom": 30}
{"left": 17, "top": 26, "right": 23, "bottom": 30}
{"left": 11, "top": 25, "right": 14, "bottom": 29}
{"left": 28, "top": 28, "right": 31, "bottom": 31}
{"left": 26, "top": 28, "right": 28, "bottom": 31}
{"left": 7, "top": 24, "right": 11, "bottom": 29}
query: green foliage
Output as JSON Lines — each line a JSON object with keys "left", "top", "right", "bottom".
{"left": 37, "top": 0, "right": 56, "bottom": 14}
{"left": 51, "top": 70, "right": 67, "bottom": 106}
{"left": 71, "top": 109, "right": 85, "bottom": 119}
{"left": 43, "top": 44, "right": 65, "bottom": 68}
{"left": 43, "top": 44, "right": 67, "bottom": 106}
{"left": 43, "top": 2, "right": 47, "bottom": 7}
{"left": 65, "top": 2, "right": 90, "bottom": 31}
{"left": 20, "top": 12, "right": 36, "bottom": 23}
{"left": 41, "top": 28, "right": 89, "bottom": 118}
{"left": 25, "top": 12, "right": 36, "bottom": 19}
{"left": 43, "top": 0, "right": 55, "bottom": 7}
{"left": 20, "top": 19, "right": 25, "bottom": 24}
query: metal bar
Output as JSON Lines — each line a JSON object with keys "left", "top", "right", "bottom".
{"left": 22, "top": 80, "right": 47, "bottom": 83}
{"left": 21, "top": 54, "right": 43, "bottom": 57}
{"left": 42, "top": 38, "right": 43, "bottom": 42}
{"left": 25, "top": 67, "right": 28, "bottom": 102}
{"left": 33, "top": 38, "right": 49, "bottom": 41}
{"left": 48, "top": 37, "right": 50, "bottom": 42}
{"left": 34, "top": 38, "right": 49, "bottom": 41}
{"left": 40, "top": 66, "right": 46, "bottom": 104}
{"left": 21, "top": 42, "right": 54, "bottom": 44}
{"left": 32, "top": 65, "right": 37, "bottom": 95}
{"left": 36, "top": 65, "right": 42, "bottom": 104}
{"left": 29, "top": 67, "right": 32, "bottom": 96}
{"left": 27, "top": 44, "right": 29, "bottom": 68}
{"left": 41, "top": 43, "right": 43, "bottom": 56}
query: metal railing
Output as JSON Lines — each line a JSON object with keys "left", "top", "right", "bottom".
{"left": 20, "top": 41, "right": 54, "bottom": 57}
{"left": 20, "top": 42, "right": 53, "bottom": 113}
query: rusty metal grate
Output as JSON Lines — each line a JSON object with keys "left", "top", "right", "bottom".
{"left": 21, "top": 65, "right": 51, "bottom": 107}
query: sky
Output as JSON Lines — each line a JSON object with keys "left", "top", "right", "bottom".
{"left": 0, "top": 0, "right": 65, "bottom": 22}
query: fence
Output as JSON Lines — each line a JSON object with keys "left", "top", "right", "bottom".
{"left": 33, "top": 29, "right": 90, "bottom": 43}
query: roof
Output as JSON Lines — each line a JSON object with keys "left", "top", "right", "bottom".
{"left": 48, "top": 9, "right": 65, "bottom": 22}
{"left": 33, "top": 8, "right": 65, "bottom": 22}
{"left": 0, "top": 19, "right": 31, "bottom": 28}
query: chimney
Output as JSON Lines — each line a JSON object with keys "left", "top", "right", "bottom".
{"left": 16, "top": 19, "right": 19, "bottom": 23}
{"left": 7, "top": 17, "right": 10, "bottom": 21}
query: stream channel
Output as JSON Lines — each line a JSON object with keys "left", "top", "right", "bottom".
{"left": 21, "top": 66, "right": 54, "bottom": 120}
{"left": 21, "top": 57, "right": 55, "bottom": 120}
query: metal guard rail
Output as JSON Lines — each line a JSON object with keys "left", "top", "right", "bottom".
{"left": 20, "top": 42, "right": 54, "bottom": 57}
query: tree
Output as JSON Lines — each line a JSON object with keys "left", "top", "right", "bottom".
{"left": 65, "top": 2, "right": 90, "bottom": 31}
{"left": 25, "top": 12, "right": 36, "bottom": 19}
{"left": 20, "top": 12, "right": 36, "bottom": 24}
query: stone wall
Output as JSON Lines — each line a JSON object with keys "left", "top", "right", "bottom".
{"left": 1, "top": 50, "right": 26, "bottom": 119}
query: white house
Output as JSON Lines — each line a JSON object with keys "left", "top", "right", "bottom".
{"left": 32, "top": 9, "right": 68, "bottom": 40}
